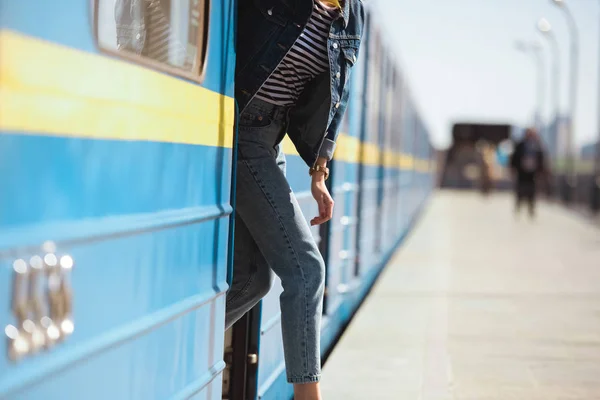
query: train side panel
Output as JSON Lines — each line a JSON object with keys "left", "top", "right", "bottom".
{"left": 0, "top": 0, "right": 236, "bottom": 398}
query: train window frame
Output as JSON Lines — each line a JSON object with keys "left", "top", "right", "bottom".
{"left": 92, "top": 0, "right": 210, "bottom": 83}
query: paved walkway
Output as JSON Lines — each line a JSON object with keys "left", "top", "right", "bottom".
{"left": 321, "top": 191, "right": 600, "bottom": 400}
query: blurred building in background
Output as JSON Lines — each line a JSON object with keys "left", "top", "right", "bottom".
{"left": 546, "top": 115, "right": 571, "bottom": 162}
{"left": 580, "top": 141, "right": 598, "bottom": 160}
{"left": 440, "top": 123, "right": 513, "bottom": 191}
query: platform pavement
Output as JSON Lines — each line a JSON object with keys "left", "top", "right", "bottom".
{"left": 321, "top": 191, "right": 600, "bottom": 400}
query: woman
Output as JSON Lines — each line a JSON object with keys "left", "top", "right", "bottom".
{"left": 225, "top": 0, "right": 364, "bottom": 398}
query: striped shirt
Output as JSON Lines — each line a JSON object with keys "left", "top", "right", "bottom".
{"left": 255, "top": 1, "right": 339, "bottom": 106}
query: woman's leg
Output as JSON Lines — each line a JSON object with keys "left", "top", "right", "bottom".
{"left": 515, "top": 185, "right": 523, "bottom": 215}
{"left": 236, "top": 135, "right": 326, "bottom": 385}
{"left": 528, "top": 185, "right": 537, "bottom": 218}
{"left": 294, "top": 383, "right": 322, "bottom": 400}
{"left": 225, "top": 214, "right": 274, "bottom": 330}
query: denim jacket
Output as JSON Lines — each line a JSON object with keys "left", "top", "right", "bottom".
{"left": 236, "top": 0, "right": 365, "bottom": 167}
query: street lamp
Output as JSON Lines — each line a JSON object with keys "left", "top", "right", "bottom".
{"left": 593, "top": 0, "right": 600, "bottom": 213}
{"left": 550, "top": 0, "right": 579, "bottom": 203}
{"left": 537, "top": 18, "right": 561, "bottom": 160}
{"left": 515, "top": 40, "right": 545, "bottom": 133}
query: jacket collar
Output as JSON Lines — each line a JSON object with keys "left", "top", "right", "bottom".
{"left": 340, "top": 0, "right": 350, "bottom": 28}
{"left": 312, "top": 0, "right": 349, "bottom": 28}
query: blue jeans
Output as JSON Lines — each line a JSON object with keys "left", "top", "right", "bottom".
{"left": 225, "top": 99, "right": 326, "bottom": 384}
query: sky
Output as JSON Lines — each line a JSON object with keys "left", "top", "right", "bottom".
{"left": 372, "top": 0, "right": 599, "bottom": 149}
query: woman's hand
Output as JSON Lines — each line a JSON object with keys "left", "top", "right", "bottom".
{"left": 310, "top": 163, "right": 334, "bottom": 226}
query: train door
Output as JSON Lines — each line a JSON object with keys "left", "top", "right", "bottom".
{"left": 222, "top": 311, "right": 260, "bottom": 400}
{"left": 374, "top": 53, "right": 388, "bottom": 259}
{"left": 408, "top": 112, "right": 419, "bottom": 218}
{"left": 403, "top": 98, "right": 417, "bottom": 234}
{"left": 0, "top": 0, "right": 236, "bottom": 398}
{"left": 393, "top": 73, "right": 405, "bottom": 238}
{"left": 414, "top": 120, "right": 422, "bottom": 205}
{"left": 380, "top": 62, "right": 399, "bottom": 254}
{"left": 398, "top": 96, "right": 412, "bottom": 235}
{"left": 356, "top": 25, "right": 382, "bottom": 277}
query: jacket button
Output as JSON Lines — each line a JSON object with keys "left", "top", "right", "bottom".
{"left": 267, "top": 8, "right": 273, "bottom": 15}
{"left": 335, "top": 102, "right": 341, "bottom": 109}
{"left": 336, "top": 72, "right": 341, "bottom": 78}
{"left": 333, "top": 42, "right": 339, "bottom": 49}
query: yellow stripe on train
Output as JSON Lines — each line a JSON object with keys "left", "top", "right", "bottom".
{"left": 0, "top": 30, "right": 429, "bottom": 170}
{"left": 0, "top": 30, "right": 236, "bottom": 148}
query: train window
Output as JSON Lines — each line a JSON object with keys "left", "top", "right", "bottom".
{"left": 95, "top": 0, "right": 208, "bottom": 81}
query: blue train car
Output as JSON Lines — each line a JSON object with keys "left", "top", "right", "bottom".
{"left": 1, "top": 1, "right": 435, "bottom": 399}
{"left": 1, "top": 0, "right": 235, "bottom": 398}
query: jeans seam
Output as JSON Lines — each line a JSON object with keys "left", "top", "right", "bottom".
{"left": 287, "top": 374, "right": 321, "bottom": 384}
{"left": 226, "top": 274, "right": 255, "bottom": 307}
{"left": 241, "top": 159, "right": 311, "bottom": 373}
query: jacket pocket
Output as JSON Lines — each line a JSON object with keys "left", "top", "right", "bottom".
{"left": 342, "top": 47, "right": 357, "bottom": 66}
{"left": 340, "top": 41, "right": 359, "bottom": 88}
{"left": 340, "top": 38, "right": 360, "bottom": 66}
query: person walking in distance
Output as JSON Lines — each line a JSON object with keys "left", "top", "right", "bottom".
{"left": 510, "top": 128, "right": 547, "bottom": 218}
{"left": 225, "top": 1, "right": 365, "bottom": 399}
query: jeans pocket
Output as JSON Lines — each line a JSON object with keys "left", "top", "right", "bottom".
{"left": 239, "top": 108, "right": 275, "bottom": 130}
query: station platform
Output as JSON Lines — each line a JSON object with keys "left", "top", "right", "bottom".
{"left": 321, "top": 191, "right": 600, "bottom": 400}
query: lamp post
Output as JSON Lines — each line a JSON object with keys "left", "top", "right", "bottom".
{"left": 515, "top": 41, "right": 545, "bottom": 132}
{"left": 537, "top": 18, "right": 560, "bottom": 160}
{"left": 593, "top": 0, "right": 600, "bottom": 213}
{"left": 550, "top": 0, "right": 579, "bottom": 204}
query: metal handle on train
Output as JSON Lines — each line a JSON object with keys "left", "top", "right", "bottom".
{"left": 5, "top": 250, "right": 75, "bottom": 362}
{"left": 5, "top": 259, "right": 30, "bottom": 361}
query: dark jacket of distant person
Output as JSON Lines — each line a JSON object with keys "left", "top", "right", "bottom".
{"left": 510, "top": 131, "right": 546, "bottom": 184}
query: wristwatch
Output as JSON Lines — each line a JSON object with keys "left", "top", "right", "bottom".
{"left": 309, "top": 164, "right": 329, "bottom": 180}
